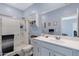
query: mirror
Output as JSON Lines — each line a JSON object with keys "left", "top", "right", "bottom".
{"left": 41, "top": 9, "right": 79, "bottom": 37}
{"left": 61, "top": 15, "right": 78, "bottom": 37}
{"left": 42, "top": 13, "right": 79, "bottom": 37}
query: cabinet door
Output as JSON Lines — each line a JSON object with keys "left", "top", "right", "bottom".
{"left": 53, "top": 52, "right": 65, "bottom": 56}
{"left": 33, "top": 45, "right": 41, "bottom": 56}
{"left": 40, "top": 47, "right": 51, "bottom": 56}
{"left": 73, "top": 50, "right": 79, "bottom": 56}
{"left": 32, "top": 41, "right": 41, "bottom": 56}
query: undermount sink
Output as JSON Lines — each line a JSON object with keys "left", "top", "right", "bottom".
{"left": 46, "top": 37, "right": 66, "bottom": 44}
{"left": 43, "top": 35, "right": 74, "bottom": 44}
{"left": 51, "top": 39, "right": 65, "bottom": 43}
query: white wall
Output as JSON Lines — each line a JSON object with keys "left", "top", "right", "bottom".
{"left": 3, "top": 3, "right": 77, "bottom": 35}
{"left": 0, "top": 4, "right": 23, "bottom": 19}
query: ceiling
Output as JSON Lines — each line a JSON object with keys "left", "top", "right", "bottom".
{"left": 6, "top": 3, "right": 33, "bottom": 11}
{"left": 40, "top": 3, "right": 70, "bottom": 14}
{"left": 6, "top": 3, "right": 69, "bottom": 12}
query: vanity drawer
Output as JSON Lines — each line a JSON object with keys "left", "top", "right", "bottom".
{"left": 54, "top": 45, "right": 72, "bottom": 56}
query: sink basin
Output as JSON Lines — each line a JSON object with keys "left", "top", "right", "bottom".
{"left": 47, "top": 37, "right": 65, "bottom": 44}
{"left": 43, "top": 35, "right": 76, "bottom": 45}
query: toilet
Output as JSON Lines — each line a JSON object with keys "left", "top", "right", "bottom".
{"left": 22, "top": 45, "right": 33, "bottom": 56}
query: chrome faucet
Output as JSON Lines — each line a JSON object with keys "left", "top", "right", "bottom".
{"left": 55, "top": 36, "right": 61, "bottom": 40}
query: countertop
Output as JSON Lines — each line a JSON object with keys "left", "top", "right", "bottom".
{"left": 33, "top": 35, "right": 79, "bottom": 51}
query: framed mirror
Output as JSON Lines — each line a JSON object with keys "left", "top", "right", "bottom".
{"left": 61, "top": 15, "right": 78, "bottom": 37}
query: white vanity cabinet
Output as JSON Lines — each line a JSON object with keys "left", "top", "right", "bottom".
{"left": 54, "top": 45, "right": 72, "bottom": 56}
{"left": 72, "top": 50, "right": 79, "bottom": 56}
{"left": 33, "top": 44, "right": 41, "bottom": 56}
{"left": 39, "top": 47, "right": 52, "bottom": 56}
{"left": 32, "top": 40, "right": 53, "bottom": 56}
{"left": 53, "top": 52, "right": 64, "bottom": 56}
{"left": 33, "top": 46, "right": 51, "bottom": 56}
{"left": 32, "top": 38, "right": 79, "bottom": 56}
{"left": 32, "top": 40, "right": 40, "bottom": 56}
{"left": 32, "top": 40, "right": 60, "bottom": 56}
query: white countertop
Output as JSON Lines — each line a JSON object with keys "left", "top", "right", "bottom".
{"left": 33, "top": 35, "right": 79, "bottom": 50}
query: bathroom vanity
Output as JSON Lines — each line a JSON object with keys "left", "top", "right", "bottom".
{"left": 32, "top": 35, "right": 79, "bottom": 56}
